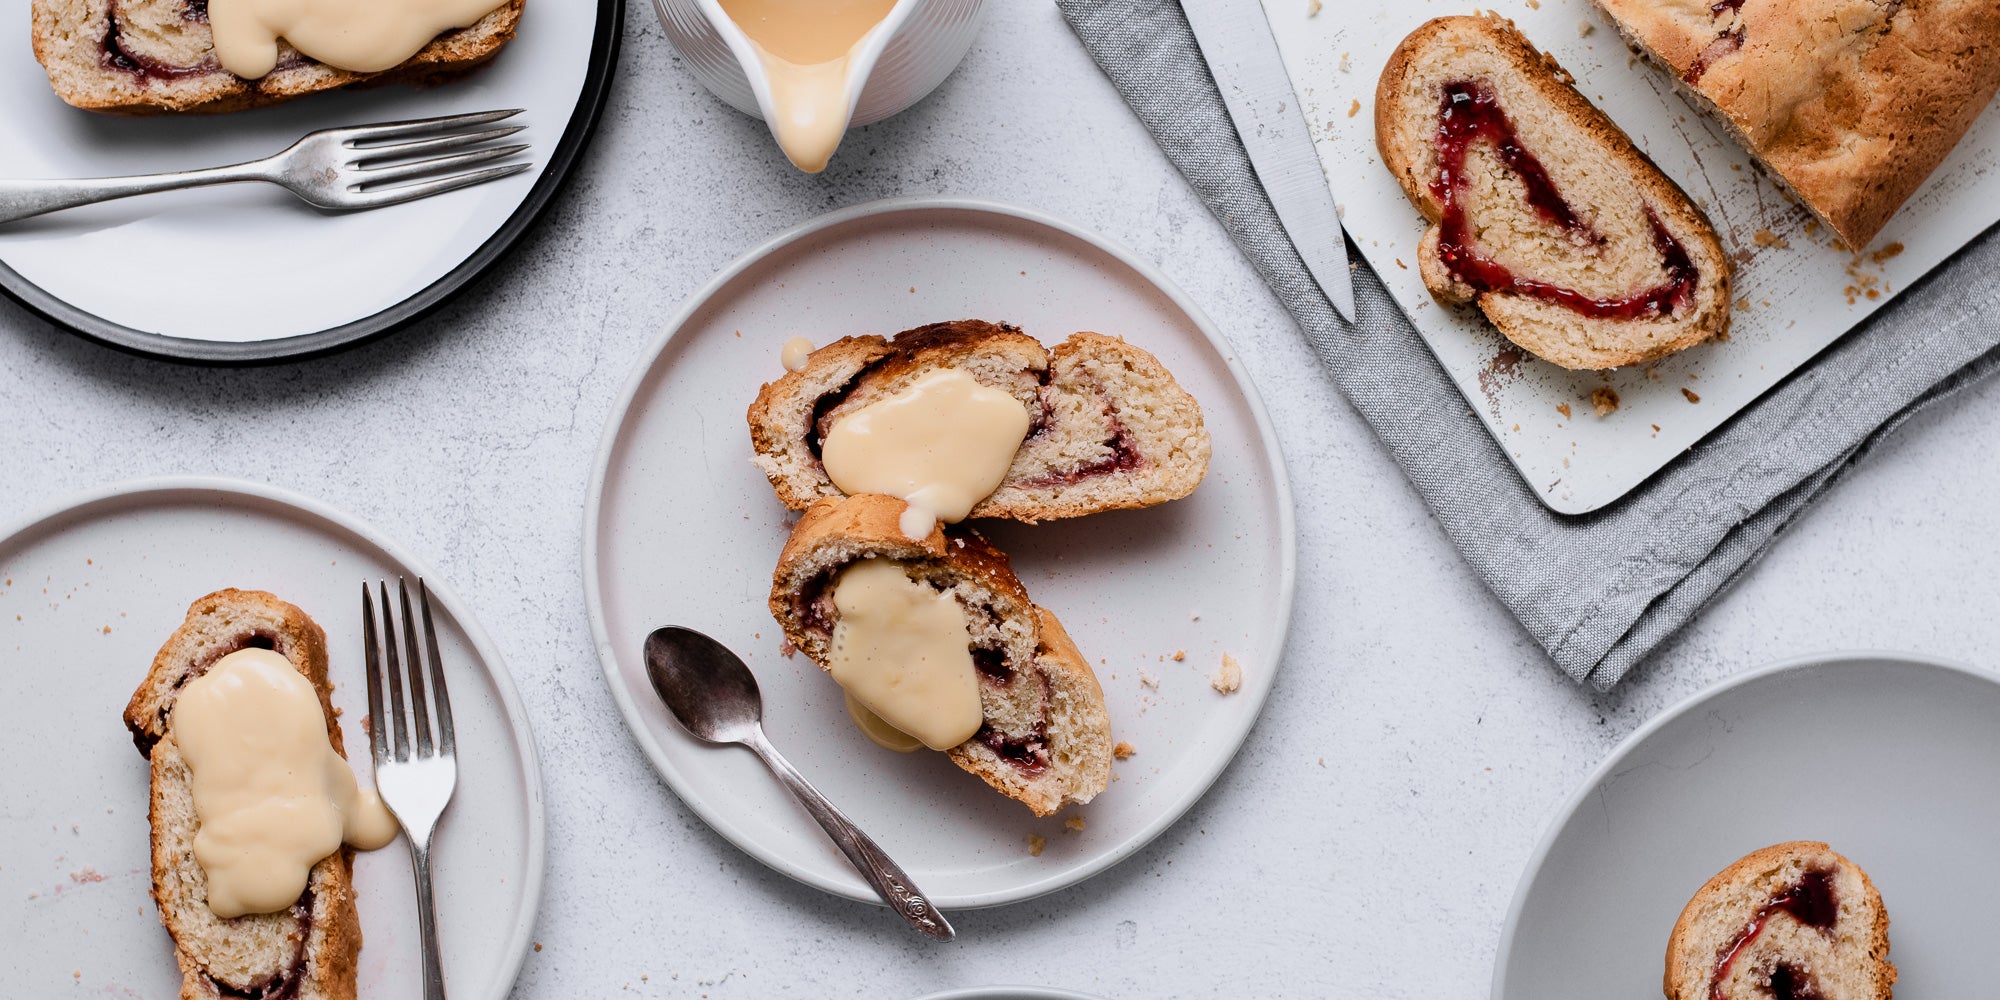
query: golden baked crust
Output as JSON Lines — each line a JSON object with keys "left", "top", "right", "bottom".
{"left": 1663, "top": 840, "right": 1895, "bottom": 1000}
{"left": 1593, "top": 0, "right": 2000, "bottom": 249}
{"left": 1376, "top": 14, "right": 1732, "bottom": 370}
{"left": 747, "top": 320, "right": 1209, "bottom": 519}
{"left": 127, "top": 589, "right": 363, "bottom": 1000}
{"left": 31, "top": 0, "right": 523, "bottom": 114}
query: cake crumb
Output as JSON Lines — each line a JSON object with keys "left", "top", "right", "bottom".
{"left": 1138, "top": 671, "right": 1159, "bottom": 689}
{"left": 1735, "top": 296, "right": 1751, "bottom": 312}
{"left": 1524, "top": 0, "right": 1539, "bottom": 7}
{"left": 1681, "top": 387, "right": 1701, "bottom": 404}
{"left": 534, "top": 943, "right": 543, "bottom": 952}
{"left": 1212, "top": 653, "right": 1243, "bottom": 694}
{"left": 1171, "top": 649, "right": 1186, "bottom": 662}
{"left": 1752, "top": 229, "right": 1789, "bottom": 249}
{"left": 1317, "top": 757, "right": 1325, "bottom": 767}
{"left": 1028, "top": 834, "right": 1046, "bottom": 857}
{"left": 1590, "top": 387, "right": 1619, "bottom": 416}
{"left": 1555, "top": 402, "right": 1572, "bottom": 419}
{"left": 1577, "top": 18, "right": 1594, "bottom": 35}
{"left": 1064, "top": 816, "right": 1087, "bottom": 833}
{"left": 100, "top": 625, "right": 111, "bottom": 634}
{"left": 1347, "top": 99, "right": 1361, "bottom": 118}
{"left": 1113, "top": 741, "right": 1136, "bottom": 759}
{"left": 1870, "top": 242, "right": 1905, "bottom": 264}
{"left": 1308, "top": 0, "right": 1322, "bottom": 16}
{"left": 1337, "top": 50, "right": 1350, "bottom": 72}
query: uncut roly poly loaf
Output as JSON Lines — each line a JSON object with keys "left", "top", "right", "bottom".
{"left": 747, "top": 319, "right": 1210, "bottom": 522}
{"left": 769, "top": 494, "right": 1114, "bottom": 817}
{"left": 1664, "top": 841, "right": 1895, "bottom": 1000}
{"left": 1376, "top": 14, "right": 1732, "bottom": 371}
{"left": 30, "top": 0, "right": 523, "bottom": 113}
{"left": 1592, "top": 0, "right": 2000, "bottom": 250}
{"left": 124, "top": 589, "right": 364, "bottom": 1000}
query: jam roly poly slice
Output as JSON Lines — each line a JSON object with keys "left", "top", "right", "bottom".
{"left": 1430, "top": 79, "right": 1700, "bottom": 320}
{"left": 1709, "top": 869, "right": 1839, "bottom": 1000}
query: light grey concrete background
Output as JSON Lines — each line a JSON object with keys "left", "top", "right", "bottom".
{"left": 5, "top": 4, "right": 1998, "bottom": 997}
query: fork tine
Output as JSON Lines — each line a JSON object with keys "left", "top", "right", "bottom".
{"left": 416, "top": 579, "right": 455, "bottom": 757}
{"left": 350, "top": 162, "right": 533, "bottom": 209}
{"left": 397, "top": 578, "right": 434, "bottom": 757}
{"left": 335, "top": 108, "right": 524, "bottom": 145}
{"left": 379, "top": 580, "right": 412, "bottom": 762}
{"left": 355, "top": 145, "right": 531, "bottom": 189}
{"left": 361, "top": 583, "right": 389, "bottom": 767}
{"left": 350, "top": 125, "right": 527, "bottom": 165}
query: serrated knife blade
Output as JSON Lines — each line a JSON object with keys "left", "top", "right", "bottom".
{"left": 1181, "top": 0, "right": 1355, "bottom": 322}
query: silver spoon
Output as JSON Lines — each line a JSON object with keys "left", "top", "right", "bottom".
{"left": 643, "top": 626, "right": 955, "bottom": 941}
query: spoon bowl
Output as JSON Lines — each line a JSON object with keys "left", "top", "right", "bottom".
{"left": 643, "top": 626, "right": 765, "bottom": 744}
{"left": 639, "top": 625, "right": 956, "bottom": 941}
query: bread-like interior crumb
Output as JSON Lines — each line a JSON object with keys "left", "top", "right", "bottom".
{"left": 1212, "top": 653, "right": 1243, "bottom": 694}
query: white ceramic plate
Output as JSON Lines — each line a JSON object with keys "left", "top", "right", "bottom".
{"left": 585, "top": 197, "right": 1296, "bottom": 908}
{"left": 1265, "top": 0, "right": 2000, "bottom": 513}
{"left": 1494, "top": 653, "right": 2000, "bottom": 998}
{"left": 0, "top": 478, "right": 544, "bottom": 999}
{"left": 0, "top": 0, "right": 618, "bottom": 361}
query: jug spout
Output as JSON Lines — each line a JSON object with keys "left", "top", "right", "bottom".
{"left": 706, "top": 0, "right": 907, "bottom": 173}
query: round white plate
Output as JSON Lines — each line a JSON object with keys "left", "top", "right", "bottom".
{"left": 585, "top": 197, "right": 1296, "bottom": 908}
{"left": 0, "top": 477, "right": 544, "bottom": 999}
{"left": 914, "top": 989, "right": 1108, "bottom": 1000}
{"left": 0, "top": 0, "right": 618, "bottom": 361}
{"left": 1494, "top": 653, "right": 2000, "bottom": 998}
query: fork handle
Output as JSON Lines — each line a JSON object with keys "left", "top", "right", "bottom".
{"left": 408, "top": 834, "right": 449, "bottom": 1000}
{"left": 742, "top": 731, "right": 955, "bottom": 941}
{"left": 0, "top": 162, "right": 270, "bottom": 225}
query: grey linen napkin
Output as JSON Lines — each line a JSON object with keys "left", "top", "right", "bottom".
{"left": 1057, "top": 0, "right": 2000, "bottom": 687}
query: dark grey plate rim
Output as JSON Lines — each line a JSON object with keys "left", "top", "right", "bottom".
{"left": 0, "top": 0, "right": 623, "bottom": 366}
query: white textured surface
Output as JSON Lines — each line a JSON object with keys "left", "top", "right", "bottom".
{"left": 2, "top": 3, "right": 1998, "bottom": 997}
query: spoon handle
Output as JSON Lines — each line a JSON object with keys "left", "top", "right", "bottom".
{"left": 742, "top": 730, "right": 956, "bottom": 941}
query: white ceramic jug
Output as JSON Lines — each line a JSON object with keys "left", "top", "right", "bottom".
{"left": 656, "top": 0, "right": 986, "bottom": 172}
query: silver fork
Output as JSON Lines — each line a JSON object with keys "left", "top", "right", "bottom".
{"left": 0, "top": 109, "right": 530, "bottom": 225}
{"left": 363, "top": 578, "right": 460, "bottom": 1000}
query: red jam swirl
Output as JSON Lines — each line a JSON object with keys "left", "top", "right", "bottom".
{"left": 1430, "top": 79, "right": 1699, "bottom": 320}
{"left": 1709, "top": 869, "right": 1838, "bottom": 1000}
{"left": 1684, "top": 0, "right": 1749, "bottom": 83}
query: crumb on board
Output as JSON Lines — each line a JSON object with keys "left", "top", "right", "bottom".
{"left": 1028, "top": 834, "right": 1046, "bottom": 857}
{"left": 1752, "top": 229, "right": 1790, "bottom": 249}
{"left": 1735, "top": 297, "right": 1751, "bottom": 312}
{"left": 1113, "top": 741, "right": 1136, "bottom": 760}
{"left": 534, "top": 943, "right": 543, "bottom": 952}
{"left": 1212, "top": 653, "right": 1243, "bottom": 694}
{"left": 1308, "top": 0, "right": 1322, "bottom": 15}
{"left": 1139, "top": 670, "right": 1159, "bottom": 689}
{"left": 1871, "top": 241, "right": 1905, "bottom": 264}
{"left": 1337, "top": 50, "right": 1350, "bottom": 72}
{"left": 1577, "top": 18, "right": 1594, "bottom": 35}
{"left": 1555, "top": 402, "right": 1572, "bottom": 419}
{"left": 1064, "top": 816, "right": 1087, "bottom": 833}
{"left": 1590, "top": 387, "right": 1619, "bottom": 416}
{"left": 1171, "top": 649, "right": 1186, "bottom": 662}
{"left": 1347, "top": 99, "right": 1361, "bottom": 118}
{"left": 1681, "top": 387, "right": 1702, "bottom": 404}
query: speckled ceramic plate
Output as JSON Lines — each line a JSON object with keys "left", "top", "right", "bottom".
{"left": 1494, "top": 653, "right": 2000, "bottom": 998}
{"left": 0, "top": 477, "right": 544, "bottom": 999}
{"left": 585, "top": 197, "right": 1296, "bottom": 909}
{"left": 0, "top": 0, "right": 620, "bottom": 363}
{"left": 913, "top": 988, "right": 1109, "bottom": 1000}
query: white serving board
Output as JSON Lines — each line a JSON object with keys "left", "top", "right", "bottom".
{"left": 1263, "top": 0, "right": 2000, "bottom": 513}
